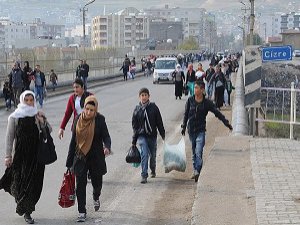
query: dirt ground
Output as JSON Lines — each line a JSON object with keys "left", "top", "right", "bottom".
{"left": 148, "top": 106, "right": 233, "bottom": 225}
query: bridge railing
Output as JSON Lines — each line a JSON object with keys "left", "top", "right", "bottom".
{"left": 257, "top": 82, "right": 300, "bottom": 139}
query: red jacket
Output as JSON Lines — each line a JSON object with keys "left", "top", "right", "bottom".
{"left": 60, "top": 91, "right": 92, "bottom": 130}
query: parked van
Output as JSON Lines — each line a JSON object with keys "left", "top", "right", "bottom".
{"left": 153, "top": 57, "right": 177, "bottom": 84}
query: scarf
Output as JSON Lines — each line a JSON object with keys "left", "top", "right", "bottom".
{"left": 9, "top": 90, "right": 38, "bottom": 119}
{"left": 140, "top": 101, "right": 152, "bottom": 135}
{"left": 76, "top": 96, "right": 98, "bottom": 156}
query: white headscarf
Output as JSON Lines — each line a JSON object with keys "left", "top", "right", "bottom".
{"left": 176, "top": 64, "right": 181, "bottom": 72}
{"left": 9, "top": 90, "right": 38, "bottom": 119}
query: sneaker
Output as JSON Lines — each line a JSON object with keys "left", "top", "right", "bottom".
{"left": 24, "top": 213, "right": 34, "bottom": 224}
{"left": 140, "top": 177, "right": 147, "bottom": 184}
{"left": 194, "top": 171, "right": 200, "bottom": 183}
{"left": 94, "top": 199, "right": 100, "bottom": 211}
{"left": 150, "top": 172, "right": 156, "bottom": 178}
{"left": 77, "top": 213, "right": 86, "bottom": 222}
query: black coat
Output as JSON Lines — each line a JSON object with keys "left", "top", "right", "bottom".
{"left": 182, "top": 96, "right": 230, "bottom": 135}
{"left": 132, "top": 102, "right": 165, "bottom": 145}
{"left": 66, "top": 113, "right": 111, "bottom": 175}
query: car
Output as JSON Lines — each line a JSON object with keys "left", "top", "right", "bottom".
{"left": 153, "top": 57, "right": 177, "bottom": 84}
{"left": 293, "top": 50, "right": 300, "bottom": 57}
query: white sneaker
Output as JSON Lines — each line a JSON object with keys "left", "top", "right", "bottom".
{"left": 77, "top": 213, "right": 86, "bottom": 222}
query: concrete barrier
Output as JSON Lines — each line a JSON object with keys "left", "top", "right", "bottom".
{"left": 232, "top": 58, "right": 249, "bottom": 135}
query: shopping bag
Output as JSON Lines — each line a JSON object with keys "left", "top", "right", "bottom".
{"left": 163, "top": 137, "right": 186, "bottom": 173}
{"left": 58, "top": 169, "right": 76, "bottom": 208}
{"left": 125, "top": 145, "right": 141, "bottom": 164}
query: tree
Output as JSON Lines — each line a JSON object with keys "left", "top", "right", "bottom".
{"left": 178, "top": 37, "right": 199, "bottom": 50}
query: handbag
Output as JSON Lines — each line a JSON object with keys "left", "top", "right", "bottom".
{"left": 37, "top": 126, "right": 57, "bottom": 165}
{"left": 58, "top": 169, "right": 76, "bottom": 208}
{"left": 125, "top": 145, "right": 141, "bottom": 164}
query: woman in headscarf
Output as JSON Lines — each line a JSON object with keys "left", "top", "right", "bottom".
{"left": 172, "top": 64, "right": 185, "bottom": 100}
{"left": 208, "top": 65, "right": 226, "bottom": 109}
{"left": 23, "top": 61, "right": 33, "bottom": 91}
{"left": 66, "top": 96, "right": 111, "bottom": 222}
{"left": 185, "top": 63, "right": 196, "bottom": 96}
{"left": 0, "top": 90, "right": 52, "bottom": 224}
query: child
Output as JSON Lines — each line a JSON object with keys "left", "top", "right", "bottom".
{"left": 3, "top": 81, "right": 12, "bottom": 110}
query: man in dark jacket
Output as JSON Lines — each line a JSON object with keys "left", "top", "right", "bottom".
{"left": 76, "top": 60, "right": 89, "bottom": 90}
{"left": 8, "top": 62, "right": 24, "bottom": 107}
{"left": 181, "top": 80, "right": 232, "bottom": 182}
{"left": 132, "top": 88, "right": 165, "bottom": 184}
{"left": 32, "top": 65, "right": 46, "bottom": 108}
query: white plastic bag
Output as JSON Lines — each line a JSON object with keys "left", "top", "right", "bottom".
{"left": 163, "top": 137, "right": 186, "bottom": 173}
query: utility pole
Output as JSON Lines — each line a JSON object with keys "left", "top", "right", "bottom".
{"left": 240, "top": 1, "right": 250, "bottom": 45}
{"left": 80, "top": 0, "right": 95, "bottom": 47}
{"left": 249, "top": 0, "right": 255, "bottom": 45}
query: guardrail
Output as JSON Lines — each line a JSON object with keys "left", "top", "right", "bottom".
{"left": 257, "top": 82, "right": 300, "bottom": 139}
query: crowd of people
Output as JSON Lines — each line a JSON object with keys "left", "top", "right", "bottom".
{"left": 0, "top": 51, "right": 239, "bottom": 224}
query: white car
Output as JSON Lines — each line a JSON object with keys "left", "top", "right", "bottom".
{"left": 293, "top": 50, "right": 300, "bottom": 57}
{"left": 153, "top": 57, "right": 177, "bottom": 84}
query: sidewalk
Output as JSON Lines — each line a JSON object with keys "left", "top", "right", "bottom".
{"left": 191, "top": 133, "right": 300, "bottom": 225}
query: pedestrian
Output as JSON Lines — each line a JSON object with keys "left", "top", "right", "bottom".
{"left": 120, "top": 55, "right": 130, "bottom": 81}
{"left": 195, "top": 63, "right": 205, "bottom": 81}
{"left": 208, "top": 65, "right": 226, "bottom": 109}
{"left": 8, "top": 62, "right": 24, "bottom": 107}
{"left": 0, "top": 90, "right": 52, "bottom": 224}
{"left": 49, "top": 69, "right": 58, "bottom": 91}
{"left": 23, "top": 61, "right": 33, "bottom": 91}
{"left": 181, "top": 80, "right": 233, "bottom": 182}
{"left": 185, "top": 63, "right": 196, "bottom": 96}
{"left": 3, "top": 81, "right": 12, "bottom": 111}
{"left": 58, "top": 78, "right": 92, "bottom": 140}
{"left": 66, "top": 96, "right": 111, "bottom": 222}
{"left": 205, "top": 63, "right": 215, "bottom": 100}
{"left": 32, "top": 65, "right": 46, "bottom": 108}
{"left": 225, "top": 76, "right": 235, "bottom": 106}
{"left": 131, "top": 88, "right": 165, "bottom": 184}
{"left": 172, "top": 64, "right": 185, "bottom": 100}
{"left": 76, "top": 60, "right": 89, "bottom": 90}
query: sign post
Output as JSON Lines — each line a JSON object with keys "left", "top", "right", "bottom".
{"left": 262, "top": 45, "right": 292, "bottom": 62}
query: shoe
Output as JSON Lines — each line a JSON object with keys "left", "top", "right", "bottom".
{"left": 179, "top": 96, "right": 181, "bottom": 99}
{"left": 94, "top": 199, "right": 100, "bottom": 211}
{"left": 77, "top": 213, "right": 86, "bottom": 222}
{"left": 176, "top": 96, "right": 178, "bottom": 100}
{"left": 24, "top": 213, "right": 34, "bottom": 224}
{"left": 140, "top": 177, "right": 147, "bottom": 184}
{"left": 194, "top": 171, "right": 200, "bottom": 183}
{"left": 150, "top": 172, "right": 156, "bottom": 178}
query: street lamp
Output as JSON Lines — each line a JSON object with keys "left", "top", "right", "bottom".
{"left": 80, "top": 0, "right": 95, "bottom": 47}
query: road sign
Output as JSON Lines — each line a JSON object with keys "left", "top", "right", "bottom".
{"left": 262, "top": 45, "right": 292, "bottom": 62}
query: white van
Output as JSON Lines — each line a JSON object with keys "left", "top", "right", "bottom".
{"left": 153, "top": 57, "right": 177, "bottom": 84}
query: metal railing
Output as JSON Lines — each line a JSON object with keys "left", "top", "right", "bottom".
{"left": 257, "top": 82, "right": 300, "bottom": 139}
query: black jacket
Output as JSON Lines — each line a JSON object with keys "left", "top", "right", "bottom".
{"left": 66, "top": 113, "right": 111, "bottom": 175}
{"left": 132, "top": 102, "right": 165, "bottom": 145}
{"left": 182, "top": 96, "right": 230, "bottom": 135}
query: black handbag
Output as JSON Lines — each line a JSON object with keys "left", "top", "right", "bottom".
{"left": 37, "top": 126, "right": 57, "bottom": 165}
{"left": 125, "top": 145, "right": 141, "bottom": 164}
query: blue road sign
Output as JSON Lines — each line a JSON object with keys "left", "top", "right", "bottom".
{"left": 262, "top": 45, "right": 292, "bottom": 62}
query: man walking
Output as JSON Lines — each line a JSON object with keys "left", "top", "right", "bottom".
{"left": 132, "top": 88, "right": 165, "bottom": 184}
{"left": 32, "top": 65, "right": 46, "bottom": 108}
{"left": 181, "top": 80, "right": 233, "bottom": 182}
{"left": 76, "top": 60, "right": 89, "bottom": 90}
{"left": 8, "top": 62, "right": 24, "bottom": 107}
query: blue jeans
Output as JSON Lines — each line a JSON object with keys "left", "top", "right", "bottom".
{"left": 80, "top": 76, "right": 88, "bottom": 90}
{"left": 34, "top": 86, "right": 44, "bottom": 107}
{"left": 189, "top": 132, "right": 205, "bottom": 173}
{"left": 137, "top": 136, "right": 157, "bottom": 178}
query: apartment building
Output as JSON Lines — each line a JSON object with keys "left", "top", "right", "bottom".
{"left": 92, "top": 7, "right": 149, "bottom": 49}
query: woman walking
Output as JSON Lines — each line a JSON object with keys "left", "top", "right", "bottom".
{"left": 185, "top": 63, "right": 196, "bottom": 96}
{"left": 66, "top": 96, "right": 111, "bottom": 222}
{"left": 0, "top": 90, "right": 52, "bottom": 224}
{"left": 172, "top": 64, "right": 185, "bottom": 99}
{"left": 208, "top": 65, "right": 226, "bottom": 109}
{"left": 23, "top": 61, "right": 33, "bottom": 91}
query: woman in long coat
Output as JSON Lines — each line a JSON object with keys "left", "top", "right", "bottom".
{"left": 172, "top": 64, "right": 185, "bottom": 99}
{"left": 66, "top": 96, "right": 111, "bottom": 222}
{"left": 208, "top": 65, "right": 226, "bottom": 109}
{"left": 0, "top": 90, "right": 51, "bottom": 224}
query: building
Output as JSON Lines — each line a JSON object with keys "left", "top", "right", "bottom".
{"left": 92, "top": 7, "right": 149, "bottom": 49}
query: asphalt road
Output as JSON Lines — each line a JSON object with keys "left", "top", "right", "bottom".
{"left": 0, "top": 63, "right": 207, "bottom": 225}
